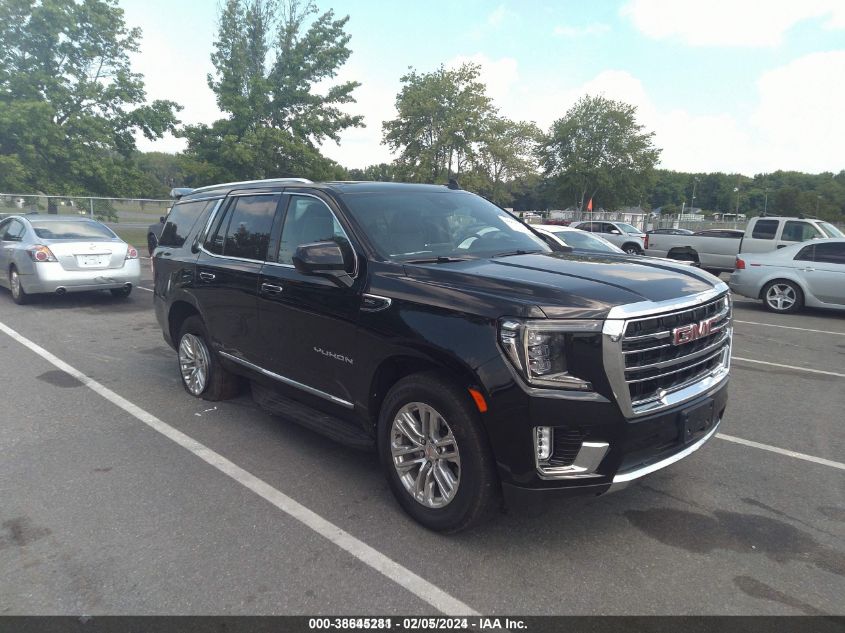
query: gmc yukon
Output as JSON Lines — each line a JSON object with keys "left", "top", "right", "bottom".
{"left": 153, "top": 179, "right": 732, "bottom": 532}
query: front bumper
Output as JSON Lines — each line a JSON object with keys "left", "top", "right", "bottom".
{"left": 20, "top": 260, "right": 142, "bottom": 294}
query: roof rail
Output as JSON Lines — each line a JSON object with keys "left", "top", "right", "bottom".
{"left": 190, "top": 177, "right": 313, "bottom": 194}
{"left": 757, "top": 212, "right": 818, "bottom": 220}
{"left": 170, "top": 187, "right": 195, "bottom": 199}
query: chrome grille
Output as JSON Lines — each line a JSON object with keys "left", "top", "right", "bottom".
{"left": 602, "top": 288, "right": 732, "bottom": 417}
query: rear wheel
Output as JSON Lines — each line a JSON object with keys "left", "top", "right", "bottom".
{"left": 378, "top": 372, "right": 499, "bottom": 533}
{"left": 762, "top": 280, "right": 803, "bottom": 314}
{"left": 110, "top": 286, "right": 132, "bottom": 298}
{"left": 9, "top": 267, "right": 29, "bottom": 305}
{"left": 177, "top": 316, "right": 242, "bottom": 400}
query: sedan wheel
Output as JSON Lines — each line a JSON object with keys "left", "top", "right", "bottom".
{"left": 763, "top": 281, "right": 802, "bottom": 313}
{"left": 9, "top": 269, "right": 29, "bottom": 305}
{"left": 623, "top": 245, "right": 642, "bottom": 255}
{"left": 390, "top": 402, "right": 461, "bottom": 509}
{"left": 178, "top": 333, "right": 211, "bottom": 396}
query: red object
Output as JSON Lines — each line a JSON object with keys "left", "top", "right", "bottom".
{"left": 125, "top": 246, "right": 139, "bottom": 260}
{"left": 735, "top": 257, "right": 745, "bottom": 270}
{"left": 27, "top": 245, "right": 57, "bottom": 262}
{"left": 644, "top": 235, "right": 649, "bottom": 249}
{"left": 467, "top": 387, "right": 488, "bottom": 413}
{"left": 586, "top": 198, "right": 593, "bottom": 212}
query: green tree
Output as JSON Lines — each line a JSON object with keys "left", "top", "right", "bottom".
{"left": 539, "top": 95, "right": 660, "bottom": 212}
{"left": 182, "top": 0, "right": 362, "bottom": 183}
{"left": 472, "top": 117, "right": 541, "bottom": 206}
{"left": 382, "top": 63, "right": 494, "bottom": 183}
{"left": 0, "top": 0, "right": 181, "bottom": 194}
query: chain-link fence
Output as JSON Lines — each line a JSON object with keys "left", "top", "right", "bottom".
{"left": 0, "top": 193, "right": 171, "bottom": 225}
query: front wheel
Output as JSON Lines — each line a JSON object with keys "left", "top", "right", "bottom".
{"left": 378, "top": 373, "right": 499, "bottom": 533}
{"left": 9, "top": 267, "right": 29, "bottom": 305}
{"left": 762, "top": 280, "right": 803, "bottom": 314}
{"left": 623, "top": 243, "right": 643, "bottom": 255}
{"left": 177, "top": 316, "right": 242, "bottom": 400}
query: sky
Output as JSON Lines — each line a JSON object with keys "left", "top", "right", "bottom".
{"left": 120, "top": 0, "right": 845, "bottom": 176}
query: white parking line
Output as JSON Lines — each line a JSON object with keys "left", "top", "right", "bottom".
{"left": 0, "top": 320, "right": 477, "bottom": 616}
{"left": 734, "top": 320, "right": 845, "bottom": 336}
{"left": 732, "top": 356, "right": 845, "bottom": 379}
{"left": 137, "top": 286, "right": 154, "bottom": 293}
{"left": 717, "top": 433, "right": 845, "bottom": 471}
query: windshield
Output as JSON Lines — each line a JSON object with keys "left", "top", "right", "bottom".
{"left": 819, "top": 222, "right": 845, "bottom": 238}
{"left": 341, "top": 190, "right": 549, "bottom": 260}
{"left": 30, "top": 220, "right": 117, "bottom": 240}
{"left": 548, "top": 229, "right": 622, "bottom": 253}
{"left": 616, "top": 223, "right": 641, "bottom": 234}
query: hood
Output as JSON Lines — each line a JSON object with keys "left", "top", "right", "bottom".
{"left": 403, "top": 252, "right": 722, "bottom": 319}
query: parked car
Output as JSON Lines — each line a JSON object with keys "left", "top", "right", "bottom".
{"left": 570, "top": 221, "right": 647, "bottom": 254}
{"left": 648, "top": 228, "right": 694, "bottom": 236}
{"left": 646, "top": 217, "right": 843, "bottom": 272}
{"left": 729, "top": 238, "right": 845, "bottom": 313}
{"left": 153, "top": 179, "right": 731, "bottom": 532}
{"left": 0, "top": 215, "right": 141, "bottom": 304}
{"left": 536, "top": 225, "right": 695, "bottom": 267}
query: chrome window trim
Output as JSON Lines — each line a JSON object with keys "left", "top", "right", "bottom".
{"left": 280, "top": 192, "right": 359, "bottom": 280}
{"left": 218, "top": 351, "right": 354, "bottom": 409}
{"left": 198, "top": 193, "right": 280, "bottom": 264}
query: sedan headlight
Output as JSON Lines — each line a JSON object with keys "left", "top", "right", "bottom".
{"left": 499, "top": 319, "right": 602, "bottom": 390}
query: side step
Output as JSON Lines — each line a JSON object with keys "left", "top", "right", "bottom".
{"left": 251, "top": 382, "right": 375, "bottom": 451}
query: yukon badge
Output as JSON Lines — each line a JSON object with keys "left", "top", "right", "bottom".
{"left": 672, "top": 315, "right": 719, "bottom": 346}
{"left": 313, "top": 347, "right": 354, "bottom": 365}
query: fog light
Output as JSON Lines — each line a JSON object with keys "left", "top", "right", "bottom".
{"left": 535, "top": 426, "right": 552, "bottom": 462}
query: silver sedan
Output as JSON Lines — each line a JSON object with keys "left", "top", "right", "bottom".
{"left": 0, "top": 215, "right": 141, "bottom": 304}
{"left": 729, "top": 238, "right": 845, "bottom": 313}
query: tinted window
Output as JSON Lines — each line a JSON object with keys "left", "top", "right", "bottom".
{"left": 752, "top": 220, "right": 778, "bottom": 240}
{"left": 159, "top": 200, "right": 213, "bottom": 248}
{"left": 205, "top": 195, "right": 279, "bottom": 260}
{"left": 697, "top": 230, "right": 742, "bottom": 238}
{"left": 813, "top": 243, "right": 845, "bottom": 265}
{"left": 819, "top": 222, "right": 845, "bottom": 238}
{"left": 30, "top": 220, "right": 114, "bottom": 240}
{"left": 1, "top": 219, "right": 25, "bottom": 241}
{"left": 781, "top": 221, "right": 821, "bottom": 242}
{"left": 794, "top": 245, "right": 815, "bottom": 261}
{"left": 341, "top": 190, "right": 548, "bottom": 261}
{"left": 278, "top": 196, "right": 347, "bottom": 265}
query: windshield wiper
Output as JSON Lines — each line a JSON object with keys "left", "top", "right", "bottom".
{"left": 491, "top": 249, "right": 543, "bottom": 258}
{"left": 405, "top": 256, "right": 468, "bottom": 264}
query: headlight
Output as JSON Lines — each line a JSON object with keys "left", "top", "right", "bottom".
{"left": 499, "top": 319, "right": 601, "bottom": 390}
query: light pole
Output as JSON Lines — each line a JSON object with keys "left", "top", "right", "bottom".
{"left": 733, "top": 187, "right": 740, "bottom": 229}
{"left": 816, "top": 195, "right": 821, "bottom": 216}
{"left": 690, "top": 177, "right": 698, "bottom": 218}
{"left": 763, "top": 188, "right": 768, "bottom": 215}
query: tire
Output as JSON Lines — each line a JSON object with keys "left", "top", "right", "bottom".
{"left": 762, "top": 280, "right": 803, "bottom": 314}
{"left": 176, "top": 315, "right": 242, "bottom": 400}
{"left": 110, "top": 286, "right": 132, "bottom": 298}
{"left": 378, "top": 372, "right": 499, "bottom": 533}
{"left": 622, "top": 243, "right": 643, "bottom": 255}
{"left": 9, "top": 267, "right": 29, "bottom": 305}
{"left": 147, "top": 234, "right": 157, "bottom": 257}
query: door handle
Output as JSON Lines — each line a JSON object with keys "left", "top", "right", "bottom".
{"left": 261, "top": 282, "right": 283, "bottom": 294}
{"left": 776, "top": 245, "right": 787, "bottom": 249}
{"left": 199, "top": 271, "right": 216, "bottom": 281}
{"left": 803, "top": 267, "right": 815, "bottom": 272}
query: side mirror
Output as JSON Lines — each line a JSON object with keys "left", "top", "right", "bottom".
{"left": 609, "top": 229, "right": 621, "bottom": 235}
{"left": 159, "top": 216, "right": 166, "bottom": 223}
{"left": 292, "top": 240, "right": 353, "bottom": 287}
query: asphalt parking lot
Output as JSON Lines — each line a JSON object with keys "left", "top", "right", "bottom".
{"left": 1, "top": 262, "right": 843, "bottom": 616}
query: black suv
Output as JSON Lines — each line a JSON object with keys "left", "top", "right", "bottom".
{"left": 153, "top": 179, "right": 732, "bottom": 532}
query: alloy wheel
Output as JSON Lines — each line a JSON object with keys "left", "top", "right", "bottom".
{"left": 178, "top": 333, "right": 211, "bottom": 396}
{"left": 390, "top": 402, "right": 461, "bottom": 509}
{"left": 9, "top": 270, "right": 21, "bottom": 299}
{"left": 765, "top": 283, "right": 797, "bottom": 311}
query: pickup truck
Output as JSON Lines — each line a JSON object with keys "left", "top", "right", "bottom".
{"left": 645, "top": 216, "right": 844, "bottom": 272}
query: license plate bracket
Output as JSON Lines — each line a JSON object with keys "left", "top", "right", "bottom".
{"left": 679, "top": 398, "right": 716, "bottom": 444}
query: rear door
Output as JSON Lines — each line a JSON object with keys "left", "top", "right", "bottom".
{"left": 194, "top": 192, "right": 282, "bottom": 362}
{"left": 0, "top": 218, "right": 25, "bottom": 282}
{"left": 805, "top": 242, "right": 845, "bottom": 305}
{"left": 256, "top": 192, "right": 362, "bottom": 406}
{"left": 740, "top": 219, "right": 780, "bottom": 255}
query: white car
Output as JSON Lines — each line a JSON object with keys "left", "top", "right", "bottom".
{"left": 570, "top": 221, "right": 647, "bottom": 254}
{"left": 729, "top": 238, "right": 845, "bottom": 313}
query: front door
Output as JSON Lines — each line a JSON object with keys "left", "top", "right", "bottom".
{"left": 805, "top": 242, "right": 845, "bottom": 305}
{"left": 257, "top": 192, "right": 362, "bottom": 407}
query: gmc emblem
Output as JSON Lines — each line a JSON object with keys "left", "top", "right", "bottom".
{"left": 672, "top": 316, "right": 719, "bottom": 346}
